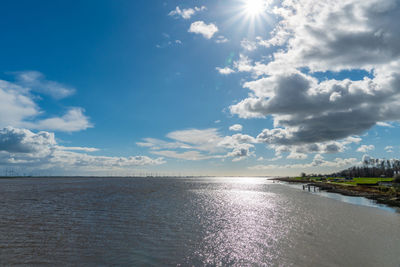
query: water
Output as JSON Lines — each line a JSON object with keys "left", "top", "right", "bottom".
{"left": 282, "top": 182, "right": 400, "bottom": 213}
{"left": 0, "top": 177, "right": 399, "bottom": 266}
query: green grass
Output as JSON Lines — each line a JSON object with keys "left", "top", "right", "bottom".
{"left": 294, "top": 176, "right": 394, "bottom": 186}
{"left": 314, "top": 177, "right": 393, "bottom": 186}
{"left": 343, "top": 177, "right": 393, "bottom": 185}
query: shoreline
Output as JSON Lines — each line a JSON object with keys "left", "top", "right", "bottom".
{"left": 273, "top": 177, "right": 400, "bottom": 208}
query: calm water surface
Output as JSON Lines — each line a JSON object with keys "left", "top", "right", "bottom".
{"left": 0, "top": 177, "right": 399, "bottom": 266}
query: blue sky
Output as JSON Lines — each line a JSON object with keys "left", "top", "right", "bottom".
{"left": 1, "top": 0, "right": 400, "bottom": 176}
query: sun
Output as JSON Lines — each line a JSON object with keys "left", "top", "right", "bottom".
{"left": 244, "top": 0, "right": 267, "bottom": 16}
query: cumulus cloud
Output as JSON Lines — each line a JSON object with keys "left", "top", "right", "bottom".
{"left": 229, "top": 124, "right": 243, "bottom": 132}
{"left": 26, "top": 108, "right": 93, "bottom": 132}
{"left": 226, "top": 143, "right": 254, "bottom": 162}
{"left": 0, "top": 127, "right": 55, "bottom": 156}
{"left": 168, "top": 6, "right": 206, "bottom": 19}
{"left": 0, "top": 127, "right": 165, "bottom": 172}
{"left": 249, "top": 154, "right": 357, "bottom": 170}
{"left": 268, "top": 0, "right": 400, "bottom": 72}
{"left": 0, "top": 72, "right": 91, "bottom": 132}
{"left": 287, "top": 152, "right": 308, "bottom": 160}
{"left": 49, "top": 151, "right": 165, "bottom": 170}
{"left": 257, "top": 127, "right": 361, "bottom": 158}
{"left": 0, "top": 80, "right": 39, "bottom": 127}
{"left": 226, "top": 0, "right": 400, "bottom": 158}
{"left": 231, "top": 71, "right": 400, "bottom": 141}
{"left": 139, "top": 128, "right": 257, "bottom": 162}
{"left": 216, "top": 67, "right": 235, "bottom": 75}
{"left": 357, "top": 145, "right": 375, "bottom": 153}
{"left": 188, "top": 21, "right": 218, "bottom": 39}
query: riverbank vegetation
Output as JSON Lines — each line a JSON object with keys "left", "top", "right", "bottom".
{"left": 276, "top": 158, "right": 400, "bottom": 207}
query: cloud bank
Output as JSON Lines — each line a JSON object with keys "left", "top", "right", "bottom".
{"left": 0, "top": 127, "right": 165, "bottom": 174}
{"left": 138, "top": 128, "right": 257, "bottom": 162}
{"left": 227, "top": 0, "right": 400, "bottom": 157}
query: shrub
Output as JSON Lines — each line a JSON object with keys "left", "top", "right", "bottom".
{"left": 394, "top": 174, "right": 400, "bottom": 183}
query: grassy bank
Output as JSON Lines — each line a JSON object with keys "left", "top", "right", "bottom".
{"left": 294, "top": 176, "right": 393, "bottom": 186}
{"left": 274, "top": 176, "right": 400, "bottom": 208}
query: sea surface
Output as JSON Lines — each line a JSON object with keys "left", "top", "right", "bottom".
{"left": 0, "top": 177, "right": 399, "bottom": 266}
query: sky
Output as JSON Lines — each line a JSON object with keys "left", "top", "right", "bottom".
{"left": 1, "top": 0, "right": 400, "bottom": 176}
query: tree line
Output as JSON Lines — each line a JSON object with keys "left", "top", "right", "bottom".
{"left": 331, "top": 157, "right": 400, "bottom": 178}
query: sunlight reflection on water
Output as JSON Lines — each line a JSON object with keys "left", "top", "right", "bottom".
{"left": 0, "top": 177, "right": 399, "bottom": 266}
{"left": 189, "top": 187, "right": 283, "bottom": 265}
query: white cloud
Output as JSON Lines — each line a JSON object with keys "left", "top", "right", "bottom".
{"left": 357, "top": 145, "right": 375, "bottom": 153}
{"left": 241, "top": 39, "right": 258, "bottom": 51}
{"left": 25, "top": 108, "right": 93, "bottom": 132}
{"left": 257, "top": 130, "right": 361, "bottom": 158}
{"left": 228, "top": 0, "right": 400, "bottom": 157}
{"left": 268, "top": 0, "right": 400, "bottom": 72}
{"left": 216, "top": 54, "right": 268, "bottom": 77}
{"left": 231, "top": 69, "right": 400, "bottom": 148}
{"left": 49, "top": 151, "right": 165, "bottom": 170}
{"left": 139, "top": 128, "right": 257, "bottom": 162}
{"left": 0, "top": 127, "right": 55, "bottom": 156}
{"left": 255, "top": 36, "right": 278, "bottom": 48}
{"left": 0, "top": 81, "right": 39, "bottom": 127}
{"left": 229, "top": 124, "right": 243, "bottom": 132}
{"left": 287, "top": 152, "right": 308, "bottom": 160}
{"left": 151, "top": 150, "right": 220, "bottom": 161}
{"left": 216, "top": 67, "right": 235, "bottom": 75}
{"left": 226, "top": 143, "right": 254, "bottom": 162}
{"left": 167, "top": 128, "right": 223, "bottom": 152}
{"left": 376, "top": 122, "right": 394, "bottom": 128}
{"left": 168, "top": 6, "right": 206, "bottom": 19}
{"left": 56, "top": 146, "right": 99, "bottom": 152}
{"left": 215, "top": 36, "right": 229, "bottom": 43}
{"left": 188, "top": 21, "right": 218, "bottom": 39}
{"left": 249, "top": 154, "right": 357, "bottom": 170}
{"left": 13, "top": 71, "right": 75, "bottom": 99}
{"left": 238, "top": 36, "right": 283, "bottom": 52}
{"left": 385, "top": 146, "right": 394, "bottom": 153}
{"left": 136, "top": 137, "right": 193, "bottom": 150}
{"left": 0, "top": 127, "right": 165, "bottom": 172}
{"left": 0, "top": 72, "right": 91, "bottom": 133}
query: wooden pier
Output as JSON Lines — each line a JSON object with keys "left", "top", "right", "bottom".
{"left": 303, "top": 183, "right": 319, "bottom": 192}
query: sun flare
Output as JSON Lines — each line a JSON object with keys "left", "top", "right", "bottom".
{"left": 244, "top": 0, "right": 267, "bottom": 16}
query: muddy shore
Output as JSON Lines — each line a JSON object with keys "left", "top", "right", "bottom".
{"left": 273, "top": 177, "right": 400, "bottom": 208}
